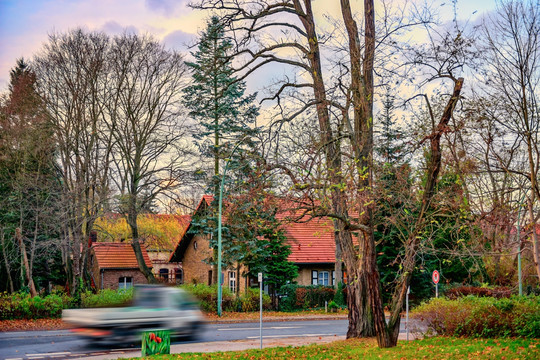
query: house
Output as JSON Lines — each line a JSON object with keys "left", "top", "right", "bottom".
{"left": 94, "top": 213, "right": 191, "bottom": 284}
{"left": 89, "top": 242, "right": 153, "bottom": 290}
{"left": 169, "top": 195, "right": 341, "bottom": 294}
{"left": 280, "top": 216, "right": 337, "bottom": 286}
{"left": 169, "top": 196, "right": 249, "bottom": 294}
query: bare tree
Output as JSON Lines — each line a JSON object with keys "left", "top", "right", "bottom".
{"left": 106, "top": 33, "right": 191, "bottom": 282}
{"left": 190, "top": 0, "right": 429, "bottom": 345}
{"left": 479, "top": 0, "right": 540, "bottom": 281}
{"left": 34, "top": 29, "right": 113, "bottom": 294}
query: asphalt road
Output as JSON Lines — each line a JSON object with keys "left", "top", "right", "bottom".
{"left": 0, "top": 319, "right": 412, "bottom": 360}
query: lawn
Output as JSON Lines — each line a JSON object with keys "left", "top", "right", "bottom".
{"left": 125, "top": 337, "right": 539, "bottom": 359}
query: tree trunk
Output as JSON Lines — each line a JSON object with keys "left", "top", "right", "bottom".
{"left": 0, "top": 230, "right": 15, "bottom": 293}
{"left": 528, "top": 199, "right": 540, "bottom": 282}
{"left": 16, "top": 228, "right": 37, "bottom": 297}
{"left": 127, "top": 195, "right": 156, "bottom": 283}
{"left": 334, "top": 234, "right": 343, "bottom": 288}
{"left": 340, "top": 0, "right": 380, "bottom": 339}
{"left": 382, "top": 78, "right": 465, "bottom": 347}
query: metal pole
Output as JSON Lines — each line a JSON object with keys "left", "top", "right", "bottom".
{"left": 217, "top": 139, "right": 248, "bottom": 317}
{"left": 406, "top": 286, "right": 410, "bottom": 341}
{"left": 260, "top": 275, "right": 263, "bottom": 349}
{"left": 517, "top": 200, "right": 524, "bottom": 296}
{"left": 217, "top": 184, "right": 224, "bottom": 316}
{"left": 436, "top": 283, "right": 438, "bottom": 298}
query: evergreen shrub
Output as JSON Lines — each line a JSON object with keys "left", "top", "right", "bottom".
{"left": 412, "top": 295, "right": 540, "bottom": 338}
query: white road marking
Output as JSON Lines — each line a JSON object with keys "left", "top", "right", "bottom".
{"left": 246, "top": 333, "right": 333, "bottom": 339}
{"left": 5, "top": 358, "right": 23, "bottom": 360}
{"left": 218, "top": 326, "right": 301, "bottom": 331}
{"left": 26, "top": 353, "right": 70, "bottom": 357}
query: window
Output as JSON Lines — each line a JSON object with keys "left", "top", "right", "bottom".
{"left": 159, "top": 268, "right": 169, "bottom": 281}
{"left": 175, "top": 268, "right": 183, "bottom": 284}
{"left": 119, "top": 276, "right": 133, "bottom": 290}
{"left": 318, "top": 271, "right": 329, "bottom": 286}
{"left": 311, "top": 270, "right": 330, "bottom": 286}
{"left": 208, "top": 270, "right": 213, "bottom": 285}
{"left": 228, "top": 271, "right": 236, "bottom": 293}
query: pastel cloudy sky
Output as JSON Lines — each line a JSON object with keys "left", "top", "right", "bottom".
{"left": 0, "top": 0, "right": 497, "bottom": 91}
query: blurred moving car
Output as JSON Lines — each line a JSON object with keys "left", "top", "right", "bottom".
{"left": 62, "top": 285, "right": 205, "bottom": 343}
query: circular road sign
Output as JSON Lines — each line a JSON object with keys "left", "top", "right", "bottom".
{"left": 432, "top": 270, "right": 440, "bottom": 284}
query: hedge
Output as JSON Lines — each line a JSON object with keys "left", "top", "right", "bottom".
{"left": 279, "top": 284, "right": 335, "bottom": 311}
{"left": 0, "top": 288, "right": 133, "bottom": 320}
{"left": 0, "top": 291, "right": 71, "bottom": 320}
{"left": 181, "top": 283, "right": 271, "bottom": 312}
{"left": 412, "top": 295, "right": 540, "bottom": 338}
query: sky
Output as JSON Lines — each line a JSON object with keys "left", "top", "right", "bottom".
{"left": 0, "top": 0, "right": 498, "bottom": 92}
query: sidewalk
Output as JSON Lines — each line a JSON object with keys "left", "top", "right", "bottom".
{"left": 76, "top": 315, "right": 420, "bottom": 360}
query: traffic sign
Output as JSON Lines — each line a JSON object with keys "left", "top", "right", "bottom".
{"left": 432, "top": 270, "right": 440, "bottom": 284}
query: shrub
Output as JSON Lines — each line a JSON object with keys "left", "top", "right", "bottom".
{"left": 445, "top": 285, "right": 512, "bottom": 299}
{"left": 238, "top": 288, "right": 271, "bottom": 312}
{"left": 81, "top": 288, "right": 133, "bottom": 308}
{"left": 0, "top": 291, "right": 71, "bottom": 320}
{"left": 333, "top": 282, "right": 346, "bottom": 306}
{"left": 181, "top": 283, "right": 235, "bottom": 312}
{"left": 412, "top": 295, "right": 540, "bottom": 338}
{"left": 328, "top": 300, "right": 339, "bottom": 312}
{"left": 278, "top": 284, "right": 335, "bottom": 311}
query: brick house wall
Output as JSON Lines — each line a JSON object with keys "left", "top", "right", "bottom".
{"left": 100, "top": 269, "right": 148, "bottom": 290}
{"left": 297, "top": 264, "right": 335, "bottom": 286}
{"left": 182, "top": 233, "right": 249, "bottom": 295}
{"left": 148, "top": 251, "right": 183, "bottom": 284}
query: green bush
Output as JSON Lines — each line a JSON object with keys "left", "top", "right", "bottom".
{"left": 333, "top": 282, "right": 346, "bottom": 306}
{"left": 278, "top": 284, "right": 335, "bottom": 311}
{"left": 81, "top": 288, "right": 133, "bottom": 308}
{"left": 181, "top": 283, "right": 235, "bottom": 312}
{"left": 0, "top": 291, "right": 71, "bottom": 320}
{"left": 239, "top": 287, "right": 271, "bottom": 312}
{"left": 181, "top": 284, "right": 271, "bottom": 313}
{"left": 412, "top": 295, "right": 540, "bottom": 338}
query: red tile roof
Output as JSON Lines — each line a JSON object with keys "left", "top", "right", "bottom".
{"left": 92, "top": 242, "right": 153, "bottom": 269}
{"left": 171, "top": 195, "right": 350, "bottom": 265}
{"left": 281, "top": 217, "right": 336, "bottom": 264}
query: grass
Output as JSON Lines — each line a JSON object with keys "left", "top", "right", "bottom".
{"left": 124, "top": 337, "right": 539, "bottom": 359}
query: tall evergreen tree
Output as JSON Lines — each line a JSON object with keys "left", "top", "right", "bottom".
{"left": 0, "top": 58, "right": 62, "bottom": 294}
{"left": 183, "top": 16, "right": 258, "bottom": 180}
{"left": 375, "top": 90, "right": 406, "bottom": 165}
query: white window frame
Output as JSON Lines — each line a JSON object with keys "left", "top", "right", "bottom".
{"left": 312, "top": 270, "right": 318, "bottom": 285}
{"left": 119, "top": 276, "right": 133, "bottom": 290}
{"left": 228, "top": 271, "right": 236, "bottom": 293}
{"left": 318, "top": 271, "right": 330, "bottom": 286}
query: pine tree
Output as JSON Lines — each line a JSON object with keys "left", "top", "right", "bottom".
{"left": 183, "top": 16, "right": 258, "bottom": 180}
{"left": 375, "top": 90, "right": 406, "bottom": 165}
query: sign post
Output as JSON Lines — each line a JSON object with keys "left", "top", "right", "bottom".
{"left": 406, "top": 286, "right": 410, "bottom": 341}
{"left": 432, "top": 270, "right": 440, "bottom": 298}
{"left": 258, "top": 272, "right": 263, "bottom": 350}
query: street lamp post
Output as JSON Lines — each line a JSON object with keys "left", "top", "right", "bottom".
{"left": 516, "top": 194, "right": 527, "bottom": 296}
{"left": 217, "top": 139, "right": 248, "bottom": 316}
